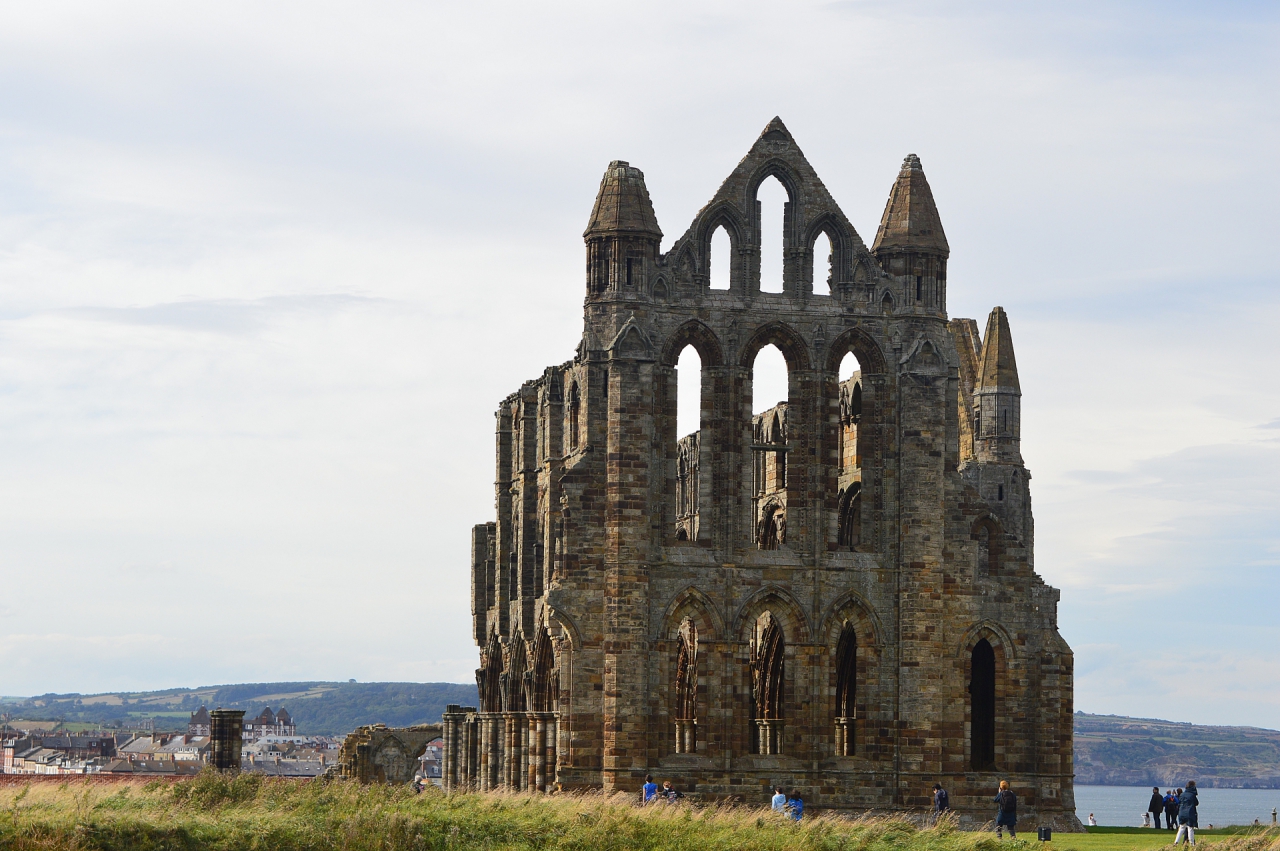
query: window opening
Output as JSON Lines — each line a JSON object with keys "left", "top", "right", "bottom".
{"left": 750, "top": 611, "right": 785, "bottom": 753}
{"left": 710, "top": 226, "right": 731, "bottom": 290}
{"left": 838, "top": 485, "right": 861, "bottom": 549}
{"left": 752, "top": 345, "right": 789, "bottom": 548}
{"left": 567, "top": 382, "right": 580, "bottom": 452}
{"left": 970, "top": 638, "right": 997, "bottom": 771}
{"left": 976, "top": 524, "right": 991, "bottom": 575}
{"left": 758, "top": 176, "right": 787, "bottom": 293}
{"left": 998, "top": 484, "right": 1004, "bottom": 501}
{"left": 916, "top": 275, "right": 923, "bottom": 300}
{"left": 674, "top": 619, "right": 698, "bottom": 753}
{"left": 813, "top": 231, "right": 832, "bottom": 296}
{"left": 837, "top": 351, "right": 864, "bottom": 546}
{"left": 834, "top": 620, "right": 857, "bottom": 755}
{"left": 626, "top": 257, "right": 633, "bottom": 287}
{"left": 674, "top": 345, "right": 703, "bottom": 542}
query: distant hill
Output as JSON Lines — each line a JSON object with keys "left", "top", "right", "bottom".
{"left": 2, "top": 682, "right": 479, "bottom": 736}
{"left": 9, "top": 689, "right": 1278, "bottom": 784}
{"left": 1075, "top": 712, "right": 1280, "bottom": 788}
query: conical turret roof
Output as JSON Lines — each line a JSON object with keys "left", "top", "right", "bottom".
{"left": 584, "top": 160, "right": 662, "bottom": 239}
{"left": 872, "top": 154, "right": 948, "bottom": 256}
{"left": 976, "top": 306, "right": 1020, "bottom": 392}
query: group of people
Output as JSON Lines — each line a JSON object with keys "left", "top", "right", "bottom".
{"left": 770, "top": 786, "right": 805, "bottom": 821}
{"left": 1148, "top": 783, "right": 1201, "bottom": 845}
{"left": 642, "top": 777, "right": 805, "bottom": 821}
{"left": 640, "top": 774, "right": 1203, "bottom": 839}
{"left": 930, "top": 780, "right": 1018, "bottom": 837}
{"left": 640, "top": 775, "right": 685, "bottom": 804}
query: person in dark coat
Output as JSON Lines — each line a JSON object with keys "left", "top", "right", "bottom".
{"left": 1148, "top": 786, "right": 1165, "bottom": 829}
{"left": 1164, "top": 791, "right": 1179, "bottom": 832}
{"left": 1174, "top": 781, "right": 1199, "bottom": 846}
{"left": 994, "top": 780, "right": 1017, "bottom": 838}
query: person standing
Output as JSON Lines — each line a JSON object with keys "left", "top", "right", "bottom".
{"left": 933, "top": 783, "right": 951, "bottom": 821}
{"left": 994, "top": 780, "right": 1018, "bottom": 839}
{"left": 1148, "top": 786, "right": 1164, "bottom": 829}
{"left": 1174, "top": 781, "right": 1199, "bottom": 846}
{"left": 1165, "top": 791, "right": 1180, "bottom": 832}
{"left": 771, "top": 786, "right": 787, "bottom": 811}
{"left": 785, "top": 789, "right": 804, "bottom": 821}
{"left": 641, "top": 775, "right": 658, "bottom": 803}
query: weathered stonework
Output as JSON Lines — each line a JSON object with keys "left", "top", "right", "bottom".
{"left": 333, "top": 724, "right": 443, "bottom": 784}
{"left": 443, "top": 119, "right": 1078, "bottom": 828}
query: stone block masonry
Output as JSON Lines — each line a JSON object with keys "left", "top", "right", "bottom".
{"left": 442, "top": 119, "right": 1079, "bottom": 829}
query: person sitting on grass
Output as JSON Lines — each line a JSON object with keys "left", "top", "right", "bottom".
{"left": 994, "top": 780, "right": 1017, "bottom": 839}
{"left": 771, "top": 786, "right": 786, "bottom": 811}
{"left": 641, "top": 775, "right": 658, "bottom": 804}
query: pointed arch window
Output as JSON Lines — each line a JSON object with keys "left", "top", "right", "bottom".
{"left": 969, "top": 638, "right": 997, "bottom": 771}
{"left": 812, "top": 231, "right": 833, "bottom": 296}
{"left": 750, "top": 612, "right": 785, "bottom": 754}
{"left": 566, "top": 382, "right": 580, "bottom": 452}
{"left": 758, "top": 503, "right": 784, "bottom": 550}
{"left": 673, "top": 619, "right": 698, "bottom": 753}
{"left": 757, "top": 176, "right": 788, "bottom": 293}
{"left": 710, "top": 226, "right": 732, "bottom": 290}
{"left": 838, "top": 485, "right": 862, "bottom": 549}
{"left": 834, "top": 620, "right": 857, "bottom": 755}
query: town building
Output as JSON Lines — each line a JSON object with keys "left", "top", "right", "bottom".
{"left": 242, "top": 707, "right": 296, "bottom": 739}
{"left": 442, "top": 119, "right": 1077, "bottom": 826}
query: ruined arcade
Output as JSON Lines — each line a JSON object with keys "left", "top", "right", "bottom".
{"left": 441, "top": 119, "right": 1077, "bottom": 826}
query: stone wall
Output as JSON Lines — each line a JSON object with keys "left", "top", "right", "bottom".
{"left": 445, "top": 119, "right": 1079, "bottom": 829}
{"left": 333, "top": 724, "right": 442, "bottom": 785}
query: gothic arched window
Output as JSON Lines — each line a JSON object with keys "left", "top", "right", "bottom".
{"left": 750, "top": 612, "right": 786, "bottom": 754}
{"left": 970, "top": 638, "right": 997, "bottom": 771}
{"left": 834, "top": 620, "right": 857, "bottom": 755}
{"left": 673, "top": 619, "right": 698, "bottom": 753}
{"left": 838, "top": 485, "right": 862, "bottom": 549}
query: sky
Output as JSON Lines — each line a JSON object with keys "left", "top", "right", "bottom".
{"left": 0, "top": 1, "right": 1277, "bottom": 728}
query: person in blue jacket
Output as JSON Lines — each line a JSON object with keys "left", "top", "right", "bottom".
{"left": 1174, "top": 781, "right": 1199, "bottom": 846}
{"left": 641, "top": 774, "right": 658, "bottom": 803}
{"left": 994, "top": 780, "right": 1017, "bottom": 839}
{"left": 785, "top": 789, "right": 804, "bottom": 821}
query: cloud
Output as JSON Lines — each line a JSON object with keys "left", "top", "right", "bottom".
{"left": 0, "top": 1, "right": 1275, "bottom": 731}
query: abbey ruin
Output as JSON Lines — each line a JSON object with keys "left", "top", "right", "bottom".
{"left": 441, "top": 118, "right": 1077, "bottom": 825}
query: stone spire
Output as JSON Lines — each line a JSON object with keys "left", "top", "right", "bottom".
{"left": 584, "top": 161, "right": 662, "bottom": 239}
{"left": 975, "top": 306, "right": 1020, "bottom": 393}
{"left": 872, "top": 154, "right": 948, "bottom": 257}
{"left": 584, "top": 161, "right": 662, "bottom": 298}
{"left": 973, "top": 306, "right": 1022, "bottom": 465}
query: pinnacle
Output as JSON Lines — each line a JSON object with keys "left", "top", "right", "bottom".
{"left": 584, "top": 160, "right": 662, "bottom": 239}
{"left": 872, "top": 153, "right": 948, "bottom": 256}
{"left": 976, "top": 307, "right": 1020, "bottom": 392}
{"left": 761, "top": 116, "right": 792, "bottom": 138}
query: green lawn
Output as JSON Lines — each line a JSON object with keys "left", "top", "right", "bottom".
{"left": 1038, "top": 827, "right": 1274, "bottom": 851}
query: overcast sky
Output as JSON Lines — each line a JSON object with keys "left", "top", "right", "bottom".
{"left": 0, "top": 1, "right": 1277, "bottom": 728}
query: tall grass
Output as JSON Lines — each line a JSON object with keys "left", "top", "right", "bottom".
{"left": 0, "top": 771, "right": 1277, "bottom": 851}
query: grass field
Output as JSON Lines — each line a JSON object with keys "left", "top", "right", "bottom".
{"left": 0, "top": 772, "right": 1276, "bottom": 851}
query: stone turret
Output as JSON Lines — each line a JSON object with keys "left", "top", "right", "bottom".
{"left": 963, "top": 306, "right": 1033, "bottom": 551}
{"left": 974, "top": 306, "right": 1021, "bottom": 464}
{"left": 584, "top": 160, "right": 662, "bottom": 298}
{"left": 872, "top": 154, "right": 948, "bottom": 311}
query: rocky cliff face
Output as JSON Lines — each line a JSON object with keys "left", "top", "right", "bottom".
{"left": 1075, "top": 713, "right": 1280, "bottom": 788}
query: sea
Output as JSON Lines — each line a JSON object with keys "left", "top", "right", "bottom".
{"left": 1074, "top": 785, "right": 1280, "bottom": 828}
